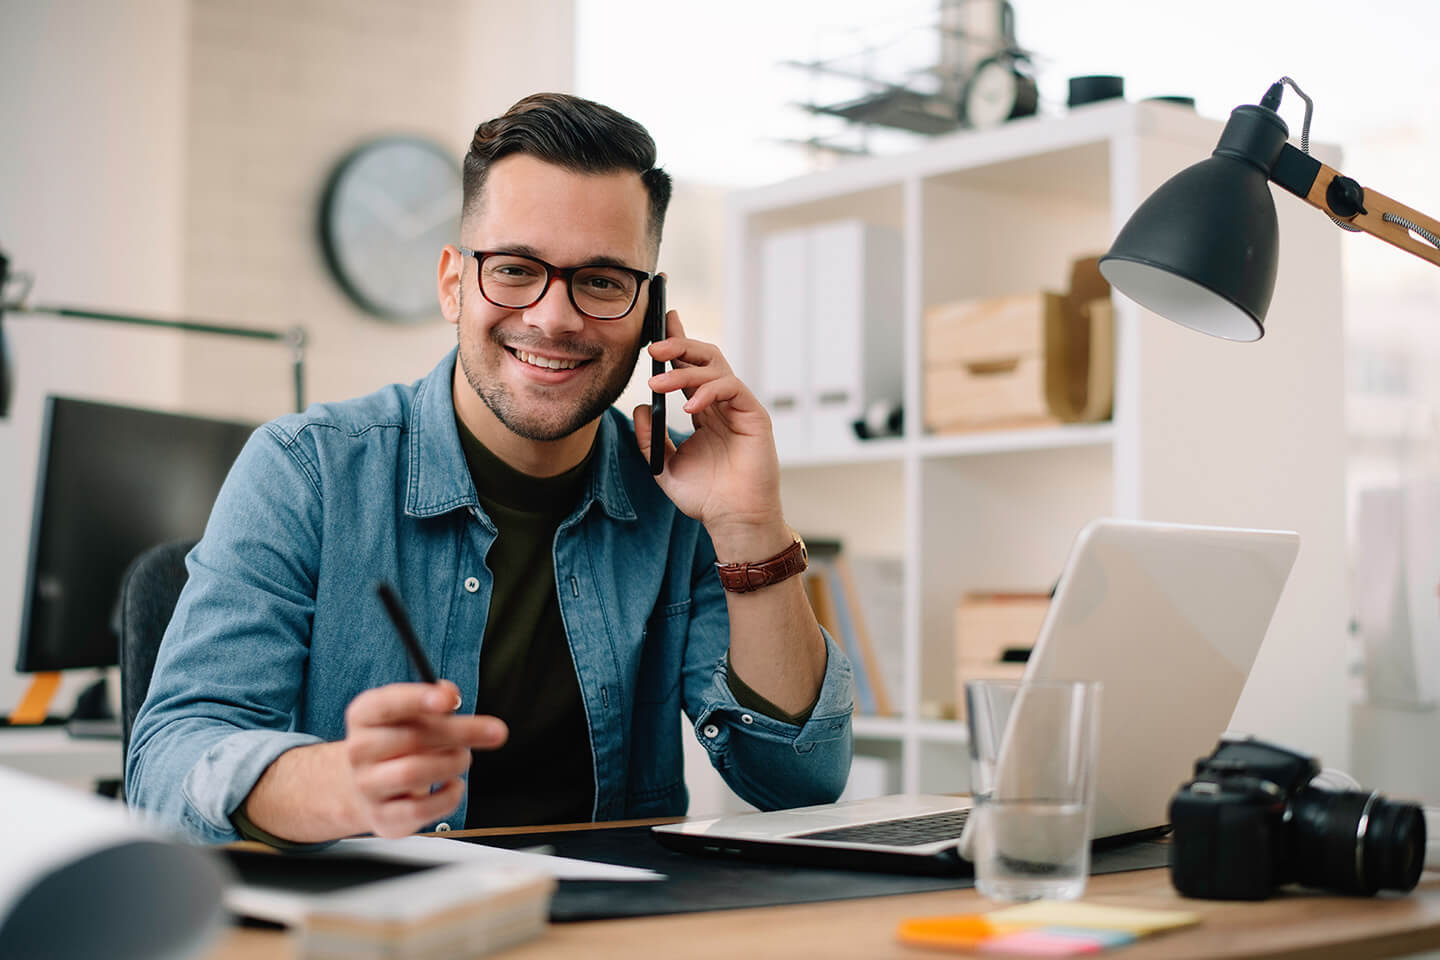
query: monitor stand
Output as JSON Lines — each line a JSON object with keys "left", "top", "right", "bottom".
{"left": 66, "top": 672, "right": 121, "bottom": 740}
{"left": 8, "top": 672, "right": 63, "bottom": 725}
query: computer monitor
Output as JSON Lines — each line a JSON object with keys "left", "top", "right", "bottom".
{"left": 17, "top": 396, "right": 255, "bottom": 673}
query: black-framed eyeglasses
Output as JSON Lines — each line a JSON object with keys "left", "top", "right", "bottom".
{"left": 456, "top": 246, "right": 653, "bottom": 321}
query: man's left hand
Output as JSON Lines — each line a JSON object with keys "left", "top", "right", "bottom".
{"left": 633, "top": 311, "right": 786, "bottom": 548}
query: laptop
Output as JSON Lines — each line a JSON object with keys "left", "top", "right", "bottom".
{"left": 653, "top": 518, "right": 1300, "bottom": 874}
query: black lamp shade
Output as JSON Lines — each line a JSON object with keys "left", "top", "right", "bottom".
{"left": 1100, "top": 152, "right": 1278, "bottom": 342}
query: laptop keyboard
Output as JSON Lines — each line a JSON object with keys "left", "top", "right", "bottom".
{"left": 795, "top": 809, "right": 970, "bottom": 846}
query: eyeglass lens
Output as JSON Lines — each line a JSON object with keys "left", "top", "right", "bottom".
{"left": 480, "top": 254, "right": 638, "bottom": 319}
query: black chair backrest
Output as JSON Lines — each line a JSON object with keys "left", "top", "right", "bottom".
{"left": 115, "top": 539, "right": 197, "bottom": 758}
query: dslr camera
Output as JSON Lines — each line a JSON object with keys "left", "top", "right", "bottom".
{"left": 1169, "top": 737, "right": 1425, "bottom": 899}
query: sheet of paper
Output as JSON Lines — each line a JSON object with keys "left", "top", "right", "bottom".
{"left": 330, "top": 834, "right": 665, "bottom": 881}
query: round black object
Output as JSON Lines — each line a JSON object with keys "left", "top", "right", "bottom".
{"left": 1325, "top": 176, "right": 1368, "bottom": 218}
{"left": 1068, "top": 75, "right": 1125, "bottom": 107}
{"left": 1288, "top": 789, "right": 1426, "bottom": 895}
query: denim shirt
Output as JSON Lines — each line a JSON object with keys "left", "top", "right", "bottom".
{"left": 126, "top": 348, "right": 854, "bottom": 844}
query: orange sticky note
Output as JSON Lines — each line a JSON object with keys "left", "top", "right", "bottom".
{"left": 897, "top": 914, "right": 1013, "bottom": 950}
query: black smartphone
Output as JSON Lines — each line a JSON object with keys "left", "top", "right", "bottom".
{"left": 645, "top": 275, "right": 666, "bottom": 475}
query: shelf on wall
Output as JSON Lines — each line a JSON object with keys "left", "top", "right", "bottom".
{"left": 852, "top": 715, "right": 906, "bottom": 739}
{"left": 849, "top": 715, "right": 971, "bottom": 745}
{"left": 916, "top": 422, "right": 1115, "bottom": 459}
{"left": 777, "top": 423, "right": 1115, "bottom": 469}
{"left": 914, "top": 720, "right": 969, "bottom": 743}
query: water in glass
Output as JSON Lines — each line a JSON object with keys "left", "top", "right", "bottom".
{"left": 972, "top": 797, "right": 1091, "bottom": 901}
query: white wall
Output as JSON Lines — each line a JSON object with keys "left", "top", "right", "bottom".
{"left": 0, "top": 0, "right": 191, "bottom": 713}
{"left": 0, "top": 0, "right": 576, "bottom": 717}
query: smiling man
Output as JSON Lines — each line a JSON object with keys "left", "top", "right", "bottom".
{"left": 126, "top": 93, "right": 854, "bottom": 844}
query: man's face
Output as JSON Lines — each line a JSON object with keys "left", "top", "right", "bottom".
{"left": 452, "top": 154, "right": 653, "bottom": 443}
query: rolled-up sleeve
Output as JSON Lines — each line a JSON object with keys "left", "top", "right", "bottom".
{"left": 681, "top": 534, "right": 854, "bottom": 810}
{"left": 125, "top": 424, "right": 325, "bottom": 844}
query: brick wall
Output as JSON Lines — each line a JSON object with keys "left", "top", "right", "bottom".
{"left": 179, "top": 0, "right": 575, "bottom": 421}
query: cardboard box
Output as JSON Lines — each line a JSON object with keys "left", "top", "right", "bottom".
{"left": 923, "top": 256, "right": 1114, "bottom": 433}
{"left": 923, "top": 294, "right": 1060, "bottom": 433}
{"left": 954, "top": 592, "right": 1049, "bottom": 720}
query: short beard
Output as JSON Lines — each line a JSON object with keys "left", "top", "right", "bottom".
{"left": 456, "top": 287, "right": 644, "bottom": 442}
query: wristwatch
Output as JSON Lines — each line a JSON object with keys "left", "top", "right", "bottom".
{"left": 715, "top": 529, "right": 808, "bottom": 593}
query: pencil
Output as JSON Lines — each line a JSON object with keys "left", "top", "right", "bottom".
{"left": 375, "top": 581, "right": 439, "bottom": 684}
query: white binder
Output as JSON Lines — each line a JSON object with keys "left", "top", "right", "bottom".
{"left": 807, "top": 221, "right": 903, "bottom": 452}
{"left": 759, "top": 228, "right": 812, "bottom": 454}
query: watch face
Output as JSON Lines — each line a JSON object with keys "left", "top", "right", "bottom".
{"left": 320, "top": 137, "right": 462, "bottom": 321}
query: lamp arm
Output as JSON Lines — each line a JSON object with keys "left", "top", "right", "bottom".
{"left": 4, "top": 303, "right": 309, "bottom": 412}
{"left": 1270, "top": 143, "right": 1440, "bottom": 268}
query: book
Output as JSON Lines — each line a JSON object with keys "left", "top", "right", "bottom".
{"left": 834, "top": 552, "right": 893, "bottom": 716}
{"left": 845, "top": 555, "right": 905, "bottom": 717}
{"left": 805, "top": 539, "right": 878, "bottom": 714}
{"left": 0, "top": 766, "right": 231, "bottom": 960}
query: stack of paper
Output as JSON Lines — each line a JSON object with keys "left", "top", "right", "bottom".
{"left": 227, "top": 833, "right": 663, "bottom": 960}
{"left": 292, "top": 865, "right": 554, "bottom": 960}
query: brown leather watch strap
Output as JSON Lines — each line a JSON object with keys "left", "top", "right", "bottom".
{"left": 715, "top": 535, "right": 808, "bottom": 593}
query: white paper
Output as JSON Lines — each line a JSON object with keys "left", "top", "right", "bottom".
{"left": 0, "top": 766, "right": 230, "bottom": 960}
{"left": 330, "top": 834, "right": 665, "bottom": 881}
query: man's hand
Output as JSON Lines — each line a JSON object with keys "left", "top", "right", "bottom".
{"left": 241, "top": 680, "right": 507, "bottom": 843}
{"left": 634, "top": 311, "right": 826, "bottom": 717}
{"left": 341, "top": 681, "right": 507, "bottom": 837}
{"left": 633, "top": 311, "right": 786, "bottom": 554}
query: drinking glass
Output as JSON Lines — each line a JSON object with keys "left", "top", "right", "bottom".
{"left": 965, "top": 678, "right": 1102, "bottom": 901}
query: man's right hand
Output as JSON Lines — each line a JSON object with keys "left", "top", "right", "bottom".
{"left": 239, "top": 680, "right": 507, "bottom": 843}
{"left": 341, "top": 681, "right": 508, "bottom": 837}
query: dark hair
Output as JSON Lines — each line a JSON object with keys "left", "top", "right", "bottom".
{"left": 463, "top": 92, "right": 672, "bottom": 253}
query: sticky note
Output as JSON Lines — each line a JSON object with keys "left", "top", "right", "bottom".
{"left": 985, "top": 901, "right": 1200, "bottom": 936}
{"left": 1039, "top": 927, "right": 1136, "bottom": 948}
{"left": 979, "top": 929, "right": 1106, "bottom": 956}
{"left": 896, "top": 914, "right": 1010, "bottom": 949}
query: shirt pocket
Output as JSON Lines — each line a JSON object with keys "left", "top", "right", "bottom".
{"left": 634, "top": 599, "right": 691, "bottom": 705}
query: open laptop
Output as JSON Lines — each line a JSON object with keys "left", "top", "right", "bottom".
{"left": 653, "top": 518, "right": 1300, "bottom": 874}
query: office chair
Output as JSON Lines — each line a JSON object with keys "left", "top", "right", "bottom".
{"left": 115, "top": 539, "right": 197, "bottom": 759}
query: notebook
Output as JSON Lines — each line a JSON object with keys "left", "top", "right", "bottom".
{"left": 653, "top": 518, "right": 1300, "bottom": 874}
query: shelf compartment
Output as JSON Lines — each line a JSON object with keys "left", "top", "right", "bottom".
{"left": 917, "top": 422, "right": 1114, "bottom": 459}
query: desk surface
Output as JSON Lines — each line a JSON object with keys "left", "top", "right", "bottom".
{"left": 209, "top": 820, "right": 1440, "bottom": 960}
{"left": 0, "top": 727, "right": 123, "bottom": 782}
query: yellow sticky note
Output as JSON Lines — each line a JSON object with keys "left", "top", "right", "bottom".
{"left": 985, "top": 901, "right": 1200, "bottom": 937}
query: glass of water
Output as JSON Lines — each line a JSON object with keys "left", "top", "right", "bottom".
{"left": 965, "top": 679, "right": 1102, "bottom": 902}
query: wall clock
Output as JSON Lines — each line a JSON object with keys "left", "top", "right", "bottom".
{"left": 319, "top": 136, "right": 462, "bottom": 321}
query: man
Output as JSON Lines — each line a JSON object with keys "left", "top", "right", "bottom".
{"left": 126, "top": 93, "right": 854, "bottom": 845}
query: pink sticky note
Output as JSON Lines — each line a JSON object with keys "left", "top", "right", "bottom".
{"left": 979, "top": 929, "right": 1106, "bottom": 956}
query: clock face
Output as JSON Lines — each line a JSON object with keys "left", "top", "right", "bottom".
{"left": 320, "top": 137, "right": 462, "bottom": 321}
{"left": 963, "top": 57, "right": 1039, "bottom": 130}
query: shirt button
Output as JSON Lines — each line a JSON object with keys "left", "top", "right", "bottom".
{"left": 463, "top": 577, "right": 479, "bottom": 593}
{"left": 703, "top": 723, "right": 720, "bottom": 738}
{"left": 740, "top": 713, "right": 754, "bottom": 725}
{"left": 435, "top": 822, "right": 451, "bottom": 832}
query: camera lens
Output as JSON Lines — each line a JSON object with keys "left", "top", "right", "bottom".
{"left": 1289, "top": 789, "right": 1426, "bottom": 894}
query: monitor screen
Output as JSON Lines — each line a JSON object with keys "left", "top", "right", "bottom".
{"left": 17, "top": 396, "right": 256, "bottom": 672}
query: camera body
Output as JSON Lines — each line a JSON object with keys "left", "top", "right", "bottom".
{"left": 1170, "top": 738, "right": 1425, "bottom": 900}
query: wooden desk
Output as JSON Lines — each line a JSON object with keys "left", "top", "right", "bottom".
{"left": 210, "top": 821, "right": 1440, "bottom": 960}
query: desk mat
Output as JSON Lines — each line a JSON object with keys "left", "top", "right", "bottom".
{"left": 472, "top": 826, "right": 1172, "bottom": 921}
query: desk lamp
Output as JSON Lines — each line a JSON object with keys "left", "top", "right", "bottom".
{"left": 1098, "top": 78, "right": 1440, "bottom": 340}
{"left": 0, "top": 248, "right": 308, "bottom": 419}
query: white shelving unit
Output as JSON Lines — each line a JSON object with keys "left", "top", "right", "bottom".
{"left": 719, "top": 99, "right": 1349, "bottom": 801}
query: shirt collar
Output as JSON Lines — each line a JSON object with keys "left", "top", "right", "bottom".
{"left": 405, "top": 347, "right": 637, "bottom": 522}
